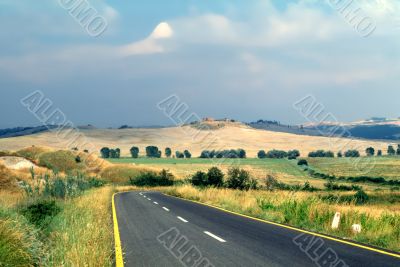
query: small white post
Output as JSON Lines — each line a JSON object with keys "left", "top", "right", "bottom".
{"left": 352, "top": 224, "right": 362, "bottom": 234}
{"left": 331, "top": 212, "right": 341, "bottom": 229}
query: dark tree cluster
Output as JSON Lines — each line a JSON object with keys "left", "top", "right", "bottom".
{"left": 190, "top": 167, "right": 257, "bottom": 190}
{"left": 258, "top": 149, "right": 298, "bottom": 159}
{"left": 100, "top": 147, "right": 120, "bottom": 158}
{"left": 199, "top": 149, "right": 246, "bottom": 159}
{"left": 146, "top": 146, "right": 161, "bottom": 158}
{"left": 308, "top": 150, "right": 334, "bottom": 158}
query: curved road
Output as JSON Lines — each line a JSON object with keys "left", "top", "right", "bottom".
{"left": 114, "top": 191, "right": 400, "bottom": 267}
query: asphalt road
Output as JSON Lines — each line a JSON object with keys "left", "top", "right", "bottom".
{"left": 114, "top": 191, "right": 400, "bottom": 267}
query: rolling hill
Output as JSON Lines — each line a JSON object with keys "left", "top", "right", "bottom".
{"left": 0, "top": 121, "right": 392, "bottom": 157}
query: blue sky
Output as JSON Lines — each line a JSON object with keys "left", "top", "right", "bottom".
{"left": 0, "top": 0, "right": 399, "bottom": 128}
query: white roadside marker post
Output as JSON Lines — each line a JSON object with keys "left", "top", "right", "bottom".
{"left": 351, "top": 224, "right": 362, "bottom": 234}
{"left": 331, "top": 212, "right": 341, "bottom": 230}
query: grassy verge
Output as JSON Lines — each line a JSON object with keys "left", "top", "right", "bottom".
{"left": 44, "top": 186, "right": 114, "bottom": 266}
{"left": 162, "top": 185, "right": 400, "bottom": 252}
{"left": 0, "top": 175, "right": 114, "bottom": 267}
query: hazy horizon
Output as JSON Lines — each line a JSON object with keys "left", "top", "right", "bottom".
{"left": 1, "top": 1, "right": 399, "bottom": 129}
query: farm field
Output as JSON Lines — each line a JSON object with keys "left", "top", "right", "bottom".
{"left": 107, "top": 156, "right": 400, "bottom": 190}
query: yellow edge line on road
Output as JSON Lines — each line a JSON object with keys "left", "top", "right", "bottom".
{"left": 164, "top": 193, "right": 400, "bottom": 259}
{"left": 112, "top": 193, "right": 124, "bottom": 267}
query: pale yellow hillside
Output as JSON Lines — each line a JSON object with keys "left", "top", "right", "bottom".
{"left": 0, "top": 123, "right": 391, "bottom": 157}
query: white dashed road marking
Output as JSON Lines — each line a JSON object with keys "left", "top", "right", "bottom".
{"left": 204, "top": 231, "right": 226, "bottom": 243}
{"left": 162, "top": 207, "right": 170, "bottom": 212}
{"left": 177, "top": 216, "right": 188, "bottom": 223}
{"left": 153, "top": 202, "right": 158, "bottom": 205}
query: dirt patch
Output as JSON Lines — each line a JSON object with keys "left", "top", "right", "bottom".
{"left": 0, "top": 156, "right": 37, "bottom": 170}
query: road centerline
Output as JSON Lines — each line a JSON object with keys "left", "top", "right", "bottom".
{"left": 162, "top": 207, "right": 170, "bottom": 211}
{"left": 153, "top": 202, "right": 158, "bottom": 205}
{"left": 204, "top": 231, "right": 227, "bottom": 243}
{"left": 177, "top": 216, "right": 188, "bottom": 223}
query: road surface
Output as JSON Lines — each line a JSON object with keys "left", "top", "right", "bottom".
{"left": 114, "top": 191, "right": 400, "bottom": 267}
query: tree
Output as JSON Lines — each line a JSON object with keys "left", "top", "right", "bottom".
{"left": 207, "top": 167, "right": 224, "bottom": 187}
{"left": 387, "top": 145, "right": 396, "bottom": 156}
{"left": 110, "top": 149, "right": 117, "bottom": 158}
{"left": 175, "top": 151, "right": 184, "bottom": 158}
{"left": 184, "top": 150, "right": 192, "bottom": 158}
{"left": 115, "top": 148, "right": 121, "bottom": 158}
{"left": 266, "top": 150, "right": 288, "bottom": 159}
{"left": 130, "top": 146, "right": 139, "bottom": 158}
{"left": 377, "top": 150, "right": 382, "bottom": 156}
{"left": 366, "top": 147, "right": 375, "bottom": 156}
{"left": 237, "top": 149, "right": 246, "bottom": 159}
{"left": 397, "top": 145, "right": 400, "bottom": 156}
{"left": 200, "top": 150, "right": 211, "bottom": 158}
{"left": 287, "top": 150, "right": 300, "bottom": 160}
{"left": 257, "top": 150, "right": 267, "bottom": 159}
{"left": 308, "top": 150, "right": 334, "bottom": 158}
{"left": 337, "top": 151, "right": 343, "bottom": 158}
{"left": 344, "top": 150, "right": 360, "bottom": 158}
{"left": 191, "top": 171, "right": 208, "bottom": 186}
{"left": 165, "top": 147, "right": 172, "bottom": 158}
{"left": 226, "top": 167, "right": 257, "bottom": 190}
{"left": 100, "top": 147, "right": 110, "bottom": 158}
{"left": 146, "top": 146, "right": 161, "bottom": 158}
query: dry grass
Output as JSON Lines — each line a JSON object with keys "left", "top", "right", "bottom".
{"left": 100, "top": 164, "right": 159, "bottom": 183}
{"left": 0, "top": 124, "right": 390, "bottom": 158}
{"left": 45, "top": 186, "right": 114, "bottom": 267}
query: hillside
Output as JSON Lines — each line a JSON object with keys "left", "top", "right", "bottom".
{"left": 248, "top": 118, "right": 400, "bottom": 140}
{"left": 0, "top": 121, "right": 391, "bottom": 157}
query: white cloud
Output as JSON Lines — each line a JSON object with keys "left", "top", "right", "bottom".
{"left": 118, "top": 22, "right": 173, "bottom": 56}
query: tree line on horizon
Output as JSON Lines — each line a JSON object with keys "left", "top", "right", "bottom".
{"left": 99, "top": 144, "right": 400, "bottom": 159}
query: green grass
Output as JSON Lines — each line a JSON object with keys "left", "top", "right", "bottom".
{"left": 308, "top": 156, "right": 400, "bottom": 180}
{"left": 107, "top": 157, "right": 307, "bottom": 177}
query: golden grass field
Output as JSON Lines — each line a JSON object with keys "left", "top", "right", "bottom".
{"left": 0, "top": 122, "right": 392, "bottom": 158}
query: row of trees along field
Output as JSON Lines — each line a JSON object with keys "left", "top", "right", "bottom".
{"left": 99, "top": 146, "right": 193, "bottom": 159}
{"left": 100, "top": 144, "right": 400, "bottom": 159}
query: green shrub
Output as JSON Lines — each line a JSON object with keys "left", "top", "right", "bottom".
{"left": 191, "top": 171, "right": 208, "bottom": 186}
{"left": 207, "top": 167, "right": 224, "bottom": 187}
{"left": 21, "top": 200, "right": 61, "bottom": 228}
{"left": 297, "top": 159, "right": 308, "bottom": 166}
{"left": 257, "top": 150, "right": 266, "bottom": 159}
{"left": 266, "top": 150, "right": 288, "bottom": 159}
{"left": 226, "top": 168, "right": 257, "bottom": 190}
{"left": 0, "top": 209, "right": 44, "bottom": 266}
{"left": 146, "top": 146, "right": 161, "bottom": 158}
{"left": 129, "top": 169, "right": 174, "bottom": 186}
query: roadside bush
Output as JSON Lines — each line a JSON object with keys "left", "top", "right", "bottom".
{"left": 226, "top": 168, "right": 257, "bottom": 190}
{"left": 207, "top": 167, "right": 224, "bottom": 187}
{"left": 21, "top": 200, "right": 61, "bottom": 229}
{"left": 0, "top": 209, "right": 44, "bottom": 266}
{"left": 264, "top": 175, "right": 278, "bottom": 190}
{"left": 129, "top": 169, "right": 174, "bottom": 187}
{"left": 191, "top": 171, "right": 208, "bottom": 186}
{"left": 354, "top": 189, "right": 369, "bottom": 204}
